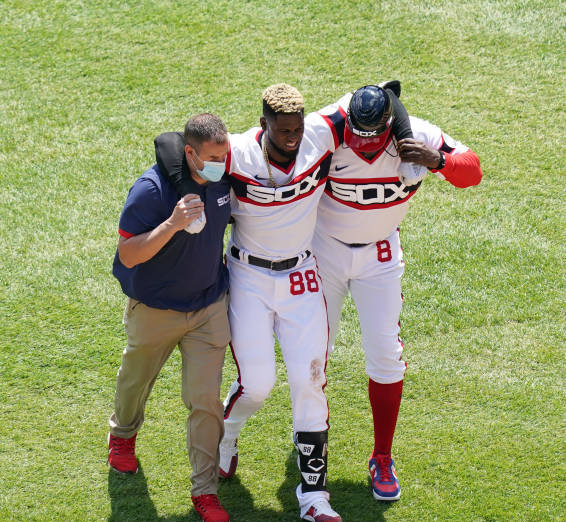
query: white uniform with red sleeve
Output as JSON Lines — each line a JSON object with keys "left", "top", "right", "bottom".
{"left": 314, "top": 115, "right": 482, "bottom": 383}
{"left": 222, "top": 100, "right": 348, "bottom": 455}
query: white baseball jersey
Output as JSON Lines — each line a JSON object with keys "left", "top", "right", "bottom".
{"left": 317, "top": 116, "right": 470, "bottom": 244}
{"left": 226, "top": 96, "right": 349, "bottom": 258}
{"left": 314, "top": 114, "right": 480, "bottom": 384}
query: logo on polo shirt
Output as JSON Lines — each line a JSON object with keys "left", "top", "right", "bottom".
{"left": 217, "top": 194, "right": 230, "bottom": 206}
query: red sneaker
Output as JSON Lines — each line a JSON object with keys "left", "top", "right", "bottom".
{"left": 368, "top": 453, "right": 401, "bottom": 501}
{"left": 108, "top": 433, "right": 138, "bottom": 474}
{"left": 191, "top": 494, "right": 230, "bottom": 522}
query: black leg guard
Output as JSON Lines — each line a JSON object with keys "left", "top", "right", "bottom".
{"left": 296, "top": 431, "right": 328, "bottom": 493}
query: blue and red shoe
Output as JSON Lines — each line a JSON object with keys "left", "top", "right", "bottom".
{"left": 368, "top": 454, "right": 401, "bottom": 501}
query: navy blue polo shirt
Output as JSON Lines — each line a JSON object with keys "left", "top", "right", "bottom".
{"left": 113, "top": 165, "right": 231, "bottom": 312}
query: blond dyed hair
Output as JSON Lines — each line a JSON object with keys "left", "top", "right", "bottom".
{"left": 262, "top": 83, "right": 305, "bottom": 115}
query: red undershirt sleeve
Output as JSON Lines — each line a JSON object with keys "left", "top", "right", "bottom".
{"left": 434, "top": 149, "right": 482, "bottom": 188}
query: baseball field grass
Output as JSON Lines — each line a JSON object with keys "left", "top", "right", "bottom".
{"left": 1, "top": 0, "right": 564, "bottom": 520}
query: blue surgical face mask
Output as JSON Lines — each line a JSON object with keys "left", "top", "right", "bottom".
{"left": 191, "top": 150, "right": 225, "bottom": 182}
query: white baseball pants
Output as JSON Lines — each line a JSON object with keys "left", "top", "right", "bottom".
{"left": 223, "top": 254, "right": 330, "bottom": 440}
{"left": 312, "top": 228, "right": 407, "bottom": 384}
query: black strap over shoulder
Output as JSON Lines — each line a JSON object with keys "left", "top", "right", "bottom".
{"left": 386, "top": 87, "right": 413, "bottom": 141}
{"left": 379, "top": 79, "right": 401, "bottom": 98}
{"left": 154, "top": 131, "right": 192, "bottom": 197}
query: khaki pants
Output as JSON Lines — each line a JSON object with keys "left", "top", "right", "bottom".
{"left": 109, "top": 293, "right": 230, "bottom": 496}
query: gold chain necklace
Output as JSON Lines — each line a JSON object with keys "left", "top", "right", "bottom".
{"left": 262, "top": 133, "right": 293, "bottom": 188}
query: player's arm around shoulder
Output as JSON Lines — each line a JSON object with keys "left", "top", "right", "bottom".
{"left": 308, "top": 93, "right": 351, "bottom": 151}
{"left": 397, "top": 116, "right": 482, "bottom": 188}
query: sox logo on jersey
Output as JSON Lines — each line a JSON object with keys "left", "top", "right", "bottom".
{"left": 244, "top": 167, "right": 322, "bottom": 204}
{"left": 327, "top": 177, "right": 421, "bottom": 209}
{"left": 230, "top": 153, "right": 332, "bottom": 206}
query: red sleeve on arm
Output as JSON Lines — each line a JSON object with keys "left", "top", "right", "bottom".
{"left": 437, "top": 149, "right": 482, "bottom": 188}
{"left": 118, "top": 228, "right": 135, "bottom": 239}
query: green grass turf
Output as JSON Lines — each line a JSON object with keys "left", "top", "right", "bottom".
{"left": 1, "top": 0, "right": 565, "bottom": 520}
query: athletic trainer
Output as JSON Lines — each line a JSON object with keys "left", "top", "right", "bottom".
{"left": 109, "top": 114, "right": 232, "bottom": 522}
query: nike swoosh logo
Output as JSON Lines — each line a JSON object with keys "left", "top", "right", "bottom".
{"left": 334, "top": 165, "right": 349, "bottom": 171}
